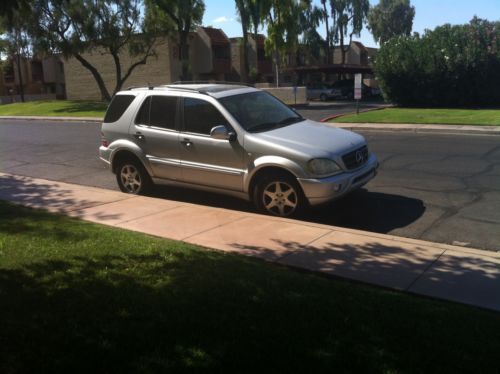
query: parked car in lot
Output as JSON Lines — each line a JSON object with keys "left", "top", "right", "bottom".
{"left": 332, "top": 79, "right": 373, "bottom": 99}
{"left": 100, "top": 83, "right": 378, "bottom": 217}
{"left": 306, "top": 83, "right": 342, "bottom": 101}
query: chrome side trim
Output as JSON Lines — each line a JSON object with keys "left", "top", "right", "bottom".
{"left": 147, "top": 156, "right": 181, "bottom": 166}
{"left": 180, "top": 160, "right": 245, "bottom": 176}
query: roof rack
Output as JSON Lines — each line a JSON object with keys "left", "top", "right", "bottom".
{"left": 170, "top": 80, "right": 254, "bottom": 87}
{"left": 125, "top": 84, "right": 160, "bottom": 91}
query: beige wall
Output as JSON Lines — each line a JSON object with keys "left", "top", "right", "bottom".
{"left": 191, "top": 30, "right": 213, "bottom": 75}
{"left": 262, "top": 87, "right": 307, "bottom": 105}
{"left": 65, "top": 38, "right": 173, "bottom": 100}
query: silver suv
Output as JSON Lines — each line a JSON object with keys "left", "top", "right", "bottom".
{"left": 99, "top": 83, "right": 378, "bottom": 217}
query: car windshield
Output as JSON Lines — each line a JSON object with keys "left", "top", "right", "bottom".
{"left": 218, "top": 91, "right": 304, "bottom": 133}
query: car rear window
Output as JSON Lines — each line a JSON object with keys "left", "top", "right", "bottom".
{"left": 104, "top": 95, "right": 135, "bottom": 123}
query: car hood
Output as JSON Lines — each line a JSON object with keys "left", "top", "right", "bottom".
{"left": 245, "top": 119, "right": 366, "bottom": 159}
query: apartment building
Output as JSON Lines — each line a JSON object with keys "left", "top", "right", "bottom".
{"left": 0, "top": 55, "right": 65, "bottom": 102}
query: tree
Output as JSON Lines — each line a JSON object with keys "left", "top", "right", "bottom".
{"left": 263, "top": 0, "right": 301, "bottom": 86}
{"left": 152, "top": 0, "right": 205, "bottom": 81}
{"left": 30, "top": 0, "right": 161, "bottom": 101}
{"left": 1, "top": 4, "right": 32, "bottom": 102}
{"left": 298, "top": 0, "right": 324, "bottom": 63}
{"left": 368, "top": 0, "right": 415, "bottom": 44}
{"left": 320, "top": 0, "right": 333, "bottom": 63}
{"left": 235, "top": 0, "right": 251, "bottom": 82}
{"left": 330, "top": 0, "right": 369, "bottom": 64}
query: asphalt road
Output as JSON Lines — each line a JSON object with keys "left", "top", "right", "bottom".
{"left": 1, "top": 117, "right": 499, "bottom": 251}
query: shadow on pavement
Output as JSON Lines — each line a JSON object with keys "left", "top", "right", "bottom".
{"left": 149, "top": 185, "right": 425, "bottom": 235}
{"left": 304, "top": 188, "right": 426, "bottom": 234}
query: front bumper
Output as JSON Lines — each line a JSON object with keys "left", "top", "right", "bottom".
{"left": 298, "top": 154, "right": 379, "bottom": 206}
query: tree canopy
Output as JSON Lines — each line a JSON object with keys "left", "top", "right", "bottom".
{"left": 29, "top": 0, "right": 165, "bottom": 101}
{"left": 368, "top": 0, "right": 415, "bottom": 44}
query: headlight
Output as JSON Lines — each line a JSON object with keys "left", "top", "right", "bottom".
{"left": 307, "top": 158, "right": 342, "bottom": 177}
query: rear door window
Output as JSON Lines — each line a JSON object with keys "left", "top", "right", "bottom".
{"left": 104, "top": 95, "right": 135, "bottom": 123}
{"left": 135, "top": 95, "right": 178, "bottom": 130}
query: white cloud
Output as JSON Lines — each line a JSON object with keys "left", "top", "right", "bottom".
{"left": 213, "top": 16, "right": 233, "bottom": 23}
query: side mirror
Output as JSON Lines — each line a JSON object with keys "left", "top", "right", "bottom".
{"left": 210, "top": 125, "right": 236, "bottom": 141}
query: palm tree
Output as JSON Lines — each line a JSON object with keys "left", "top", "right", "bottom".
{"left": 235, "top": 0, "right": 251, "bottom": 82}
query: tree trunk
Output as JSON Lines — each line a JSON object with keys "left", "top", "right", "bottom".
{"left": 322, "top": 1, "right": 331, "bottom": 64}
{"left": 242, "top": 27, "right": 250, "bottom": 82}
{"left": 16, "top": 52, "right": 25, "bottom": 103}
{"left": 74, "top": 53, "right": 111, "bottom": 101}
{"left": 179, "top": 32, "right": 190, "bottom": 81}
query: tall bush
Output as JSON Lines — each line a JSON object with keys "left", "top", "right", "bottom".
{"left": 375, "top": 18, "right": 500, "bottom": 107}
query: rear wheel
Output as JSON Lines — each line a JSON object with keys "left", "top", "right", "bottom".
{"left": 254, "top": 174, "right": 304, "bottom": 217}
{"left": 320, "top": 93, "right": 327, "bottom": 102}
{"left": 116, "top": 159, "right": 152, "bottom": 194}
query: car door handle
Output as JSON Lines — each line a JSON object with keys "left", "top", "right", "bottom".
{"left": 180, "top": 138, "right": 192, "bottom": 147}
{"left": 133, "top": 132, "right": 145, "bottom": 141}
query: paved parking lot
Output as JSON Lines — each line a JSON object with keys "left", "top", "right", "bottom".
{"left": 0, "top": 117, "right": 499, "bottom": 251}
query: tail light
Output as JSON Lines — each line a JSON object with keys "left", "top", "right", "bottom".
{"left": 100, "top": 132, "right": 109, "bottom": 147}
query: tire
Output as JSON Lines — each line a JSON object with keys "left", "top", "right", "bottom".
{"left": 320, "top": 93, "right": 327, "bottom": 102}
{"left": 115, "top": 158, "right": 152, "bottom": 195}
{"left": 254, "top": 173, "right": 305, "bottom": 217}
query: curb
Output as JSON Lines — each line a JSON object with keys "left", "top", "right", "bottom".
{"left": 320, "top": 105, "right": 389, "bottom": 122}
{"left": 330, "top": 123, "right": 500, "bottom": 135}
{"left": 0, "top": 116, "right": 102, "bottom": 123}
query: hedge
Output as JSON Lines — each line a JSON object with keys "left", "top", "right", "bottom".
{"left": 374, "top": 17, "right": 500, "bottom": 107}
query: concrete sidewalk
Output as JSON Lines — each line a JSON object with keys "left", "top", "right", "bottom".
{"left": 1, "top": 172, "right": 499, "bottom": 312}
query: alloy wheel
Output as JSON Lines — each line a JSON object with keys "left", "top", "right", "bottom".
{"left": 262, "top": 181, "right": 298, "bottom": 217}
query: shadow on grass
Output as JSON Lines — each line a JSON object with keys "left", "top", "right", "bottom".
{"left": 53, "top": 101, "right": 107, "bottom": 114}
{"left": 2, "top": 247, "right": 500, "bottom": 373}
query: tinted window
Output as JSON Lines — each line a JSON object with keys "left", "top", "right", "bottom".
{"left": 183, "top": 98, "right": 228, "bottom": 135}
{"left": 150, "top": 96, "right": 177, "bottom": 129}
{"left": 135, "top": 96, "right": 177, "bottom": 129}
{"left": 104, "top": 95, "right": 135, "bottom": 123}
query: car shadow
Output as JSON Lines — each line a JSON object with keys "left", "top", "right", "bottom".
{"left": 148, "top": 185, "right": 425, "bottom": 235}
{"left": 303, "top": 188, "right": 426, "bottom": 233}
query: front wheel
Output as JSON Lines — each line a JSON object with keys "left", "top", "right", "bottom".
{"left": 254, "top": 175, "right": 304, "bottom": 217}
{"left": 116, "top": 159, "right": 152, "bottom": 194}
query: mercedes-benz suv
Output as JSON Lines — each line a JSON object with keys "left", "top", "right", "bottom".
{"left": 99, "top": 83, "right": 378, "bottom": 217}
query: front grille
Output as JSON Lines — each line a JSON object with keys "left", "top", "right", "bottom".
{"left": 342, "top": 145, "right": 368, "bottom": 170}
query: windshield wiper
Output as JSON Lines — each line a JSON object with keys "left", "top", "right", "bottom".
{"left": 248, "top": 116, "right": 304, "bottom": 133}
{"left": 277, "top": 116, "right": 304, "bottom": 126}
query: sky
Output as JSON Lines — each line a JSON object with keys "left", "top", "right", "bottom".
{"left": 202, "top": 0, "right": 500, "bottom": 48}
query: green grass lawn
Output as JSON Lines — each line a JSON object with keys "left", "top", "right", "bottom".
{"left": 331, "top": 108, "right": 500, "bottom": 126}
{"left": 0, "top": 100, "right": 106, "bottom": 118}
{"left": 1, "top": 201, "right": 499, "bottom": 373}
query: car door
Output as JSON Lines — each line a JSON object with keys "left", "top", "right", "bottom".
{"left": 131, "top": 94, "right": 181, "bottom": 180}
{"left": 179, "top": 97, "right": 246, "bottom": 191}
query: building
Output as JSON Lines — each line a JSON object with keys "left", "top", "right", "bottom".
{"left": 0, "top": 55, "right": 66, "bottom": 102}
{"left": 230, "top": 34, "right": 273, "bottom": 82}
{"left": 63, "top": 30, "right": 378, "bottom": 100}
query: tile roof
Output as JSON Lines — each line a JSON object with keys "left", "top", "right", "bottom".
{"left": 200, "top": 27, "right": 229, "bottom": 45}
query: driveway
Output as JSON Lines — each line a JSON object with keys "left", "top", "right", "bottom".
{"left": 0, "top": 118, "right": 499, "bottom": 251}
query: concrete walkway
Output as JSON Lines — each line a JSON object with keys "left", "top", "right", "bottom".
{"left": 1, "top": 171, "right": 499, "bottom": 312}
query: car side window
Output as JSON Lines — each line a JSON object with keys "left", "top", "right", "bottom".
{"left": 135, "top": 95, "right": 177, "bottom": 130}
{"left": 183, "top": 97, "right": 229, "bottom": 135}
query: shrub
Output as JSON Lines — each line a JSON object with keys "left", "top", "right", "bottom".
{"left": 375, "top": 17, "right": 500, "bottom": 107}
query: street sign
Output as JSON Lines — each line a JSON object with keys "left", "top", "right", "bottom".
{"left": 354, "top": 73, "right": 362, "bottom": 100}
